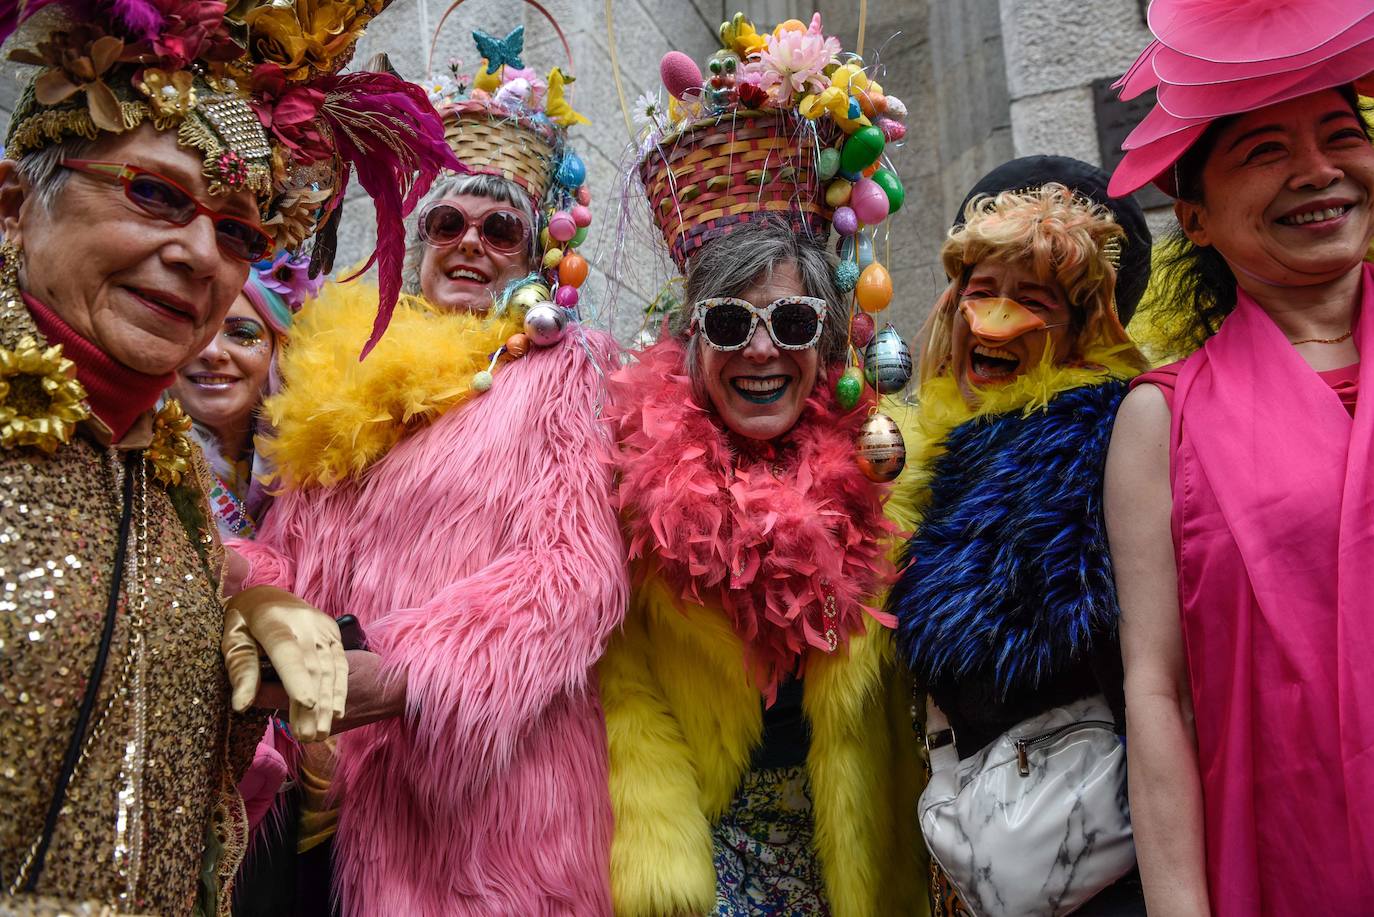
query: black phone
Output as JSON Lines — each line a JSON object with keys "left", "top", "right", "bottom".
{"left": 258, "top": 614, "right": 367, "bottom": 683}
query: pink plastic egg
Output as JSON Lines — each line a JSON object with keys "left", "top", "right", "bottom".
{"left": 571, "top": 204, "right": 592, "bottom": 228}
{"left": 576, "top": 186, "right": 592, "bottom": 206}
{"left": 851, "top": 178, "right": 890, "bottom": 225}
{"left": 555, "top": 284, "right": 579, "bottom": 307}
{"left": 878, "top": 118, "right": 907, "bottom": 142}
{"left": 833, "top": 206, "right": 858, "bottom": 236}
{"left": 548, "top": 212, "right": 577, "bottom": 243}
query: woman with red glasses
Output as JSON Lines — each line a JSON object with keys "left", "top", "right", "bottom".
{"left": 0, "top": 0, "right": 451, "bottom": 911}
{"left": 225, "top": 32, "right": 627, "bottom": 915}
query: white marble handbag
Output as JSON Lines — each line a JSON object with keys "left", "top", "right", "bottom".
{"left": 919, "top": 694, "right": 1135, "bottom": 916}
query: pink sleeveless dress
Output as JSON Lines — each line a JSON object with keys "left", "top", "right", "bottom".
{"left": 1133, "top": 264, "right": 1374, "bottom": 915}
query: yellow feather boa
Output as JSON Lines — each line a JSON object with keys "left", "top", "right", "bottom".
{"left": 259, "top": 282, "right": 522, "bottom": 489}
{"left": 883, "top": 343, "right": 1143, "bottom": 535}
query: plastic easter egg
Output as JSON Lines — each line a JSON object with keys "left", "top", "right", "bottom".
{"left": 855, "top": 230, "right": 875, "bottom": 267}
{"left": 839, "top": 125, "right": 885, "bottom": 174}
{"left": 863, "top": 324, "right": 912, "bottom": 393}
{"left": 857, "top": 90, "right": 887, "bottom": 118}
{"left": 524, "top": 302, "right": 568, "bottom": 346}
{"left": 846, "top": 97, "right": 862, "bottom": 121}
{"left": 660, "top": 51, "right": 704, "bottom": 100}
{"left": 508, "top": 282, "right": 551, "bottom": 312}
{"left": 835, "top": 367, "right": 864, "bottom": 410}
{"left": 825, "top": 178, "right": 852, "bottom": 208}
{"left": 833, "top": 206, "right": 858, "bottom": 236}
{"left": 555, "top": 284, "right": 579, "bottom": 307}
{"left": 548, "top": 212, "right": 576, "bottom": 243}
{"left": 775, "top": 18, "right": 807, "bottom": 34}
{"left": 558, "top": 252, "right": 589, "bottom": 287}
{"left": 570, "top": 226, "right": 589, "bottom": 248}
{"left": 855, "top": 262, "right": 893, "bottom": 313}
{"left": 877, "top": 118, "right": 906, "bottom": 142}
{"left": 542, "top": 247, "right": 563, "bottom": 269}
{"left": 834, "top": 260, "right": 860, "bottom": 292}
{"left": 872, "top": 169, "right": 905, "bottom": 213}
{"left": 851, "top": 178, "right": 889, "bottom": 225}
{"left": 539, "top": 227, "right": 552, "bottom": 249}
{"left": 884, "top": 96, "right": 908, "bottom": 119}
{"left": 851, "top": 311, "right": 876, "bottom": 347}
{"left": 571, "top": 205, "right": 593, "bottom": 228}
{"left": 818, "top": 147, "right": 841, "bottom": 181}
{"left": 555, "top": 152, "right": 586, "bottom": 188}
{"left": 576, "top": 185, "right": 592, "bottom": 206}
{"left": 856, "top": 412, "right": 906, "bottom": 482}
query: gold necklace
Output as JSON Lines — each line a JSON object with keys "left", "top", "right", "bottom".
{"left": 1290, "top": 329, "right": 1354, "bottom": 345}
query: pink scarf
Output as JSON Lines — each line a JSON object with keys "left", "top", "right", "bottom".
{"left": 1165, "top": 262, "right": 1374, "bottom": 912}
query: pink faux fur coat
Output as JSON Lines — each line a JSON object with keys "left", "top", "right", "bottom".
{"left": 234, "top": 327, "right": 626, "bottom": 916}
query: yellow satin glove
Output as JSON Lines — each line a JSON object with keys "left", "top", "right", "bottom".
{"left": 222, "top": 586, "right": 348, "bottom": 742}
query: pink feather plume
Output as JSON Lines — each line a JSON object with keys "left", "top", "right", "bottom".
{"left": 316, "top": 72, "right": 466, "bottom": 359}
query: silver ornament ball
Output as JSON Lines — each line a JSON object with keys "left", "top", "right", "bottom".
{"left": 524, "top": 302, "right": 568, "bottom": 347}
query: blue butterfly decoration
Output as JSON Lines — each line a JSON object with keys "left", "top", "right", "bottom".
{"left": 473, "top": 26, "right": 525, "bottom": 73}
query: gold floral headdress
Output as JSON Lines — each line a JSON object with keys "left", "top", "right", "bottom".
{"left": 2, "top": 0, "right": 461, "bottom": 353}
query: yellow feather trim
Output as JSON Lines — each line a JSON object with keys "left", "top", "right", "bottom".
{"left": 884, "top": 342, "right": 1141, "bottom": 535}
{"left": 260, "top": 283, "right": 522, "bottom": 489}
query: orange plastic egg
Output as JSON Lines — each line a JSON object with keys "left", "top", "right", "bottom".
{"left": 855, "top": 262, "right": 893, "bottom": 313}
{"left": 857, "top": 90, "right": 887, "bottom": 118}
{"left": 558, "top": 252, "right": 589, "bottom": 288}
{"left": 774, "top": 18, "right": 807, "bottom": 34}
{"left": 862, "top": 161, "right": 880, "bottom": 177}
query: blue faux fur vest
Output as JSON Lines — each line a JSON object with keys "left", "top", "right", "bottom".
{"left": 887, "top": 379, "right": 1128, "bottom": 698}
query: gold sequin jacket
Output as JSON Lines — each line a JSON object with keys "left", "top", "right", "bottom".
{"left": 0, "top": 298, "right": 263, "bottom": 916}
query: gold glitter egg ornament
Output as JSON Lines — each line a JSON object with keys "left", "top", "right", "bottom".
{"left": 509, "top": 282, "right": 551, "bottom": 313}
{"left": 524, "top": 302, "right": 568, "bottom": 347}
{"left": 855, "top": 411, "right": 906, "bottom": 482}
{"left": 863, "top": 324, "right": 912, "bottom": 394}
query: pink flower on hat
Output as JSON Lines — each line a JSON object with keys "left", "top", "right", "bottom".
{"left": 751, "top": 16, "right": 839, "bottom": 102}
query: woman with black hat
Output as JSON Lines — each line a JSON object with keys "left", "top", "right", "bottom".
{"left": 886, "top": 158, "right": 1151, "bottom": 917}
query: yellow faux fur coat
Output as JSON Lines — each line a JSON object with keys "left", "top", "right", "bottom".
{"left": 598, "top": 575, "right": 929, "bottom": 917}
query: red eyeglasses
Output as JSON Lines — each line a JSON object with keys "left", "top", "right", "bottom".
{"left": 61, "top": 159, "right": 275, "bottom": 263}
{"left": 417, "top": 201, "right": 530, "bottom": 252}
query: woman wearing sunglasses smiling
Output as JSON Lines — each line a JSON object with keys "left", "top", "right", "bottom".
{"left": 601, "top": 216, "right": 922, "bottom": 915}
{"left": 226, "top": 43, "right": 628, "bottom": 913}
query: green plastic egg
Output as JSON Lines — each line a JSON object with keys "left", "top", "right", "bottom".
{"left": 839, "top": 126, "right": 885, "bottom": 175}
{"left": 570, "top": 226, "right": 589, "bottom": 248}
{"left": 818, "top": 147, "right": 841, "bottom": 181}
{"left": 872, "top": 168, "right": 905, "bottom": 213}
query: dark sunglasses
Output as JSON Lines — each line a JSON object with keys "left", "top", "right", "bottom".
{"left": 691, "top": 296, "right": 828, "bottom": 351}
{"left": 417, "top": 202, "right": 530, "bottom": 252}
{"left": 62, "top": 159, "right": 274, "bottom": 263}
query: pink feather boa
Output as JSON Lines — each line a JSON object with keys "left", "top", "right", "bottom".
{"left": 608, "top": 338, "right": 897, "bottom": 693}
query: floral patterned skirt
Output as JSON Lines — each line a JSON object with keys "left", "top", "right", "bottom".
{"left": 712, "top": 766, "right": 830, "bottom": 916}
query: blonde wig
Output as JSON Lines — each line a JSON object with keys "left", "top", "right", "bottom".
{"left": 918, "top": 183, "right": 1147, "bottom": 385}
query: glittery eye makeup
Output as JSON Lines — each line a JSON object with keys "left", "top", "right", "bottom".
{"left": 223, "top": 317, "right": 268, "bottom": 350}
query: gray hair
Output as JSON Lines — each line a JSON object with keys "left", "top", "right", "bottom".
{"left": 675, "top": 219, "right": 847, "bottom": 387}
{"left": 401, "top": 171, "right": 539, "bottom": 295}
{"left": 12, "top": 137, "right": 96, "bottom": 211}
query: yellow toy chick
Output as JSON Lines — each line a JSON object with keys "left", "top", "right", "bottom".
{"left": 545, "top": 67, "right": 590, "bottom": 127}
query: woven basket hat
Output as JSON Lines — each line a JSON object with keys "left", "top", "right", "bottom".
{"left": 441, "top": 99, "right": 562, "bottom": 202}
{"left": 640, "top": 110, "right": 835, "bottom": 271}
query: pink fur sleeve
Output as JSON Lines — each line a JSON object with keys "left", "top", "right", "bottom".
{"left": 230, "top": 535, "right": 296, "bottom": 591}
{"left": 367, "top": 329, "right": 628, "bottom": 796}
